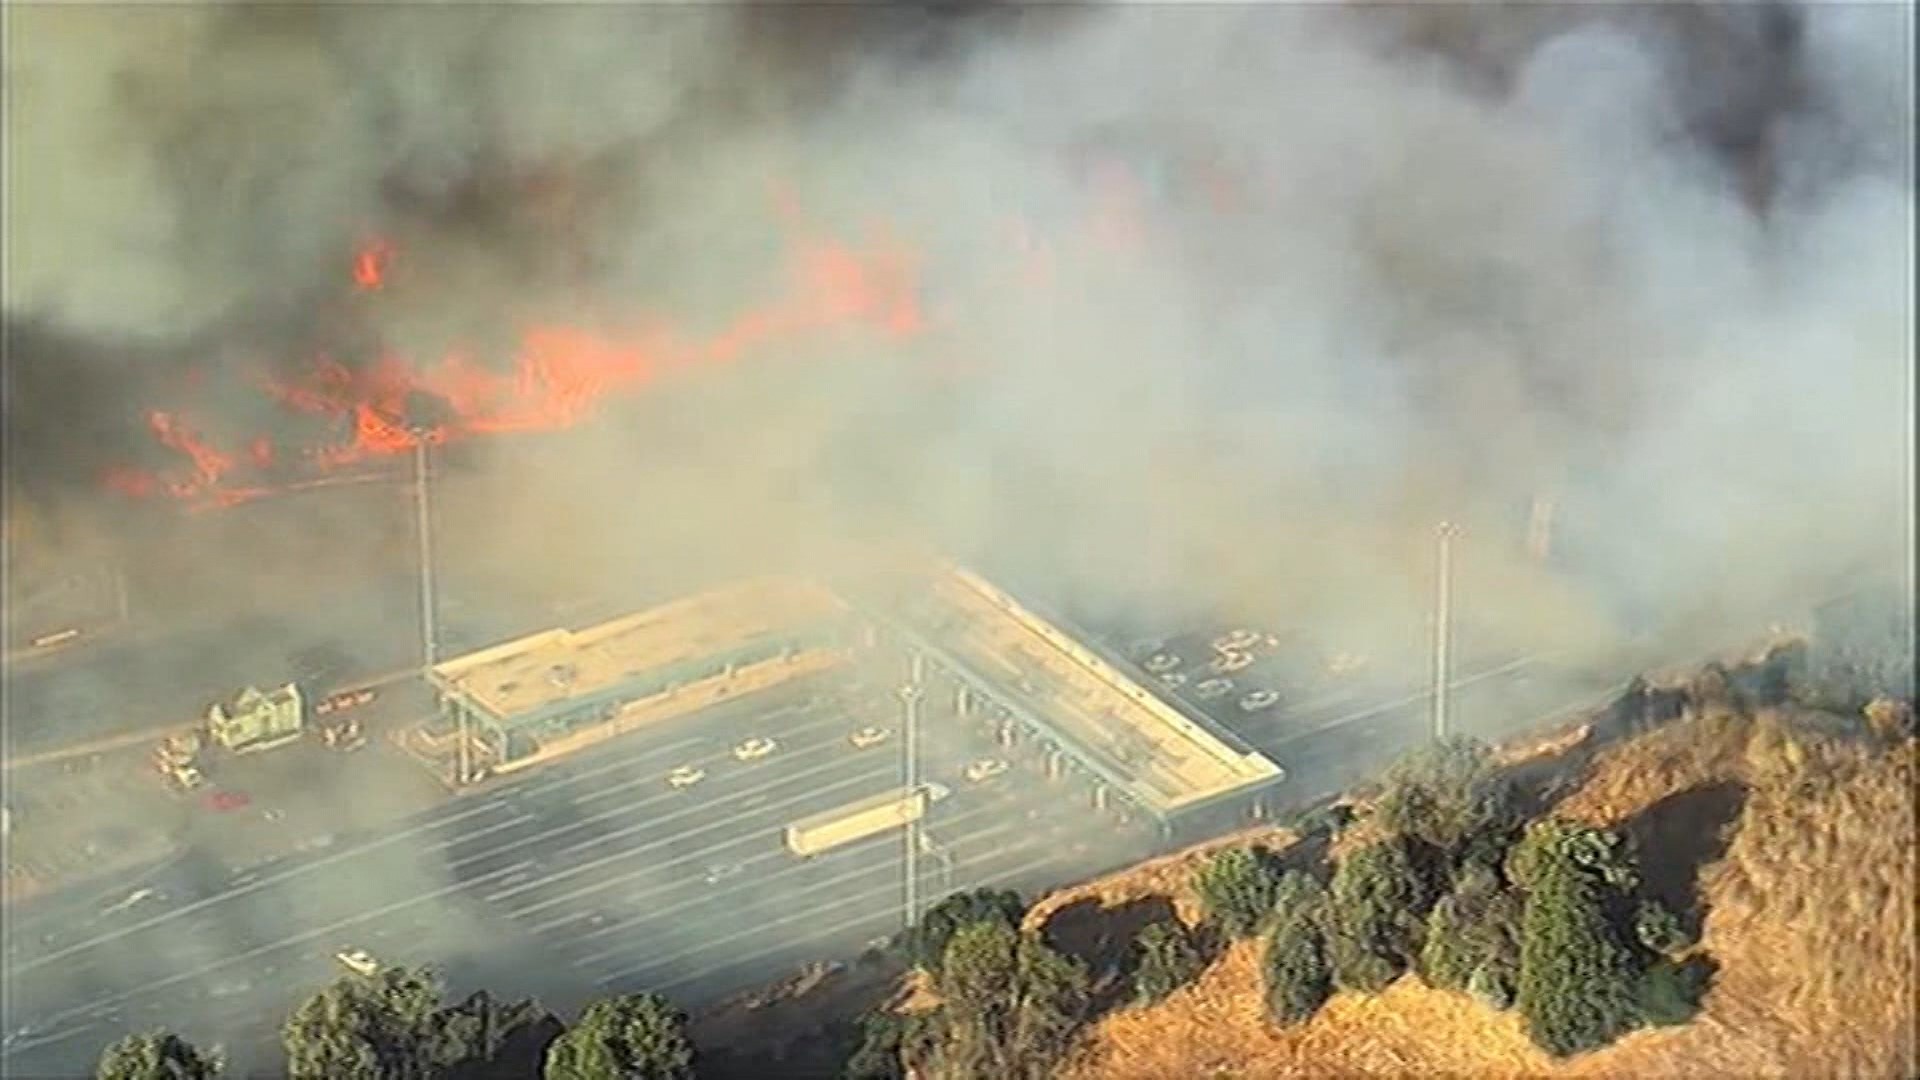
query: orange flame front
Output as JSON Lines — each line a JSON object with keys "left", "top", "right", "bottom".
{"left": 107, "top": 212, "right": 930, "bottom": 509}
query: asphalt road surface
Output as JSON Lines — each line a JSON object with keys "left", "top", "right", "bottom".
{"left": 2, "top": 571, "right": 640, "bottom": 761}
{"left": 3, "top": 624, "right": 1625, "bottom": 1078}
{"left": 0, "top": 677, "right": 1157, "bottom": 1076}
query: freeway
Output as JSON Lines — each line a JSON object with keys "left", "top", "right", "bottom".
{"left": 0, "top": 676, "right": 1154, "bottom": 1076}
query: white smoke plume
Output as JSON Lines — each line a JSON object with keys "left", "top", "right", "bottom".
{"left": 5, "top": 3, "right": 1912, "bottom": 663}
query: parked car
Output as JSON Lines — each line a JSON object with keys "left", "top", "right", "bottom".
{"left": 1143, "top": 652, "right": 1183, "bottom": 674}
{"left": 1194, "top": 677, "right": 1235, "bottom": 701}
{"left": 666, "top": 765, "right": 706, "bottom": 789}
{"left": 1212, "top": 629, "right": 1262, "bottom": 653}
{"left": 1158, "top": 671, "right": 1188, "bottom": 689}
{"left": 732, "top": 737, "right": 779, "bottom": 762}
{"left": 964, "top": 758, "right": 1010, "bottom": 784}
{"left": 336, "top": 948, "right": 380, "bottom": 977}
{"left": 1239, "top": 689, "right": 1281, "bottom": 712}
{"left": 848, "top": 726, "right": 893, "bottom": 750}
{"left": 1209, "top": 651, "right": 1254, "bottom": 675}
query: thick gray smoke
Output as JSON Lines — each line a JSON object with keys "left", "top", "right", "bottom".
{"left": 5, "top": 4, "right": 1912, "bottom": 664}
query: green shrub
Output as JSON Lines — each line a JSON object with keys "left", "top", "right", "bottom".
{"left": 1193, "top": 846, "right": 1284, "bottom": 939}
{"left": 1325, "top": 837, "right": 1435, "bottom": 993}
{"left": 1263, "top": 907, "right": 1332, "bottom": 1026}
{"left": 1131, "top": 920, "right": 1205, "bottom": 1006}
{"left": 1516, "top": 857, "right": 1642, "bottom": 1057}
{"left": 1635, "top": 955, "right": 1715, "bottom": 1027}
{"left": 1376, "top": 737, "right": 1517, "bottom": 859}
{"left": 1419, "top": 864, "right": 1522, "bottom": 1001}
{"left": 897, "top": 888, "right": 1025, "bottom": 975}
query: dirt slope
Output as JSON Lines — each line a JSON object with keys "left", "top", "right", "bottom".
{"left": 1054, "top": 708, "right": 1916, "bottom": 1079}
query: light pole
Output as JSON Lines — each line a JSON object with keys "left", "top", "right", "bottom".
{"left": 1432, "top": 521, "right": 1461, "bottom": 741}
{"left": 411, "top": 433, "right": 459, "bottom": 783}
{"left": 899, "top": 656, "right": 925, "bottom": 930}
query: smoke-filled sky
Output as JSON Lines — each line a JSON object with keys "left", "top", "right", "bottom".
{"left": 5, "top": 3, "right": 1912, "bottom": 666}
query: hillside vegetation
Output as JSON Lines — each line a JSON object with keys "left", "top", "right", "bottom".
{"left": 1046, "top": 682, "right": 1915, "bottom": 1078}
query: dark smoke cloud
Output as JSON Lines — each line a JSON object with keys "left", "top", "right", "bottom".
{"left": 5, "top": 3, "right": 1912, "bottom": 663}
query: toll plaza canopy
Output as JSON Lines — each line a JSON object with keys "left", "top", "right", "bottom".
{"left": 428, "top": 577, "right": 851, "bottom": 734}
{"left": 888, "top": 563, "right": 1284, "bottom": 821}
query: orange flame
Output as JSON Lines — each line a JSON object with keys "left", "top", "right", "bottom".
{"left": 353, "top": 239, "right": 393, "bottom": 291}
{"left": 106, "top": 214, "right": 931, "bottom": 509}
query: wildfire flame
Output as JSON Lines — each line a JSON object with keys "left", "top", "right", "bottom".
{"left": 105, "top": 160, "right": 1202, "bottom": 513}
{"left": 352, "top": 239, "right": 393, "bottom": 291}
{"left": 106, "top": 214, "right": 927, "bottom": 510}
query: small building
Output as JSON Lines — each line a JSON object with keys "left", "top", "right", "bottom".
{"left": 207, "top": 683, "right": 305, "bottom": 753}
{"left": 425, "top": 578, "right": 858, "bottom": 779}
{"left": 872, "top": 562, "right": 1286, "bottom": 839}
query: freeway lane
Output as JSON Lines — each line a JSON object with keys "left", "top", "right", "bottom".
{"left": 5, "top": 642, "right": 1612, "bottom": 1077}
{"left": 3, "top": 675, "right": 1087, "bottom": 1072}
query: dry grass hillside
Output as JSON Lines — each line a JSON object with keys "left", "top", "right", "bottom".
{"left": 1051, "top": 706, "right": 1916, "bottom": 1079}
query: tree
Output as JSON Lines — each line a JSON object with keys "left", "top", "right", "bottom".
{"left": 282, "top": 968, "right": 555, "bottom": 1080}
{"left": 543, "top": 994, "right": 694, "bottom": 1080}
{"left": 841, "top": 1010, "right": 940, "bottom": 1080}
{"left": 1505, "top": 820, "right": 1638, "bottom": 895}
{"left": 897, "top": 888, "right": 1026, "bottom": 975}
{"left": 1376, "top": 737, "right": 1516, "bottom": 859}
{"left": 96, "top": 1030, "right": 222, "bottom": 1080}
{"left": 283, "top": 967, "right": 444, "bottom": 1080}
{"left": 1262, "top": 890, "right": 1332, "bottom": 1026}
{"left": 934, "top": 921, "right": 1089, "bottom": 1080}
{"left": 1516, "top": 854, "right": 1642, "bottom": 1057}
{"left": 1419, "top": 863, "right": 1522, "bottom": 1004}
{"left": 1325, "top": 837, "right": 1436, "bottom": 993}
{"left": 1193, "top": 846, "right": 1283, "bottom": 939}
{"left": 1130, "top": 919, "right": 1204, "bottom": 1006}
{"left": 428, "top": 990, "right": 563, "bottom": 1080}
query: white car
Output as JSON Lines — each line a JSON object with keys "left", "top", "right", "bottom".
{"left": 964, "top": 758, "right": 1010, "bottom": 784}
{"left": 1158, "top": 671, "right": 1189, "bottom": 689}
{"left": 848, "top": 726, "right": 893, "bottom": 750}
{"left": 1209, "top": 651, "right": 1254, "bottom": 675}
{"left": 1143, "top": 652, "right": 1183, "bottom": 674}
{"left": 336, "top": 948, "right": 380, "bottom": 977}
{"left": 1239, "top": 689, "right": 1281, "bottom": 712}
{"left": 666, "top": 765, "right": 706, "bottom": 789}
{"left": 1194, "top": 677, "right": 1235, "bottom": 701}
{"left": 1212, "top": 629, "right": 1262, "bottom": 653}
{"left": 732, "top": 737, "right": 779, "bottom": 762}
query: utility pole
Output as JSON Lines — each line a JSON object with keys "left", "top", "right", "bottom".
{"left": 900, "top": 653, "right": 925, "bottom": 930}
{"left": 412, "top": 434, "right": 456, "bottom": 783}
{"left": 1433, "top": 521, "right": 1460, "bottom": 741}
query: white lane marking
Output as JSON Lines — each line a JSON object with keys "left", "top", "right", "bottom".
{"left": 9, "top": 699, "right": 908, "bottom": 1029}
{"left": 490, "top": 760, "right": 900, "bottom": 916}
{"left": 649, "top": 845, "right": 1070, "bottom": 998}
{"left": 445, "top": 723, "right": 893, "bottom": 878}
{"left": 593, "top": 833, "right": 1060, "bottom": 987}
{"left": 11, "top": 731, "right": 714, "bottom": 976}
{"left": 557, "top": 792, "right": 1021, "bottom": 955}
{"left": 1267, "top": 653, "right": 1548, "bottom": 749}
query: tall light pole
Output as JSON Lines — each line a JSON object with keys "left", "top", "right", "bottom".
{"left": 900, "top": 654, "right": 925, "bottom": 930}
{"left": 1432, "top": 521, "right": 1461, "bottom": 741}
{"left": 412, "top": 432, "right": 459, "bottom": 783}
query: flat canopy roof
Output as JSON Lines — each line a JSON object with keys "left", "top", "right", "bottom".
{"left": 913, "top": 565, "right": 1282, "bottom": 815}
{"left": 429, "top": 577, "right": 849, "bottom": 726}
